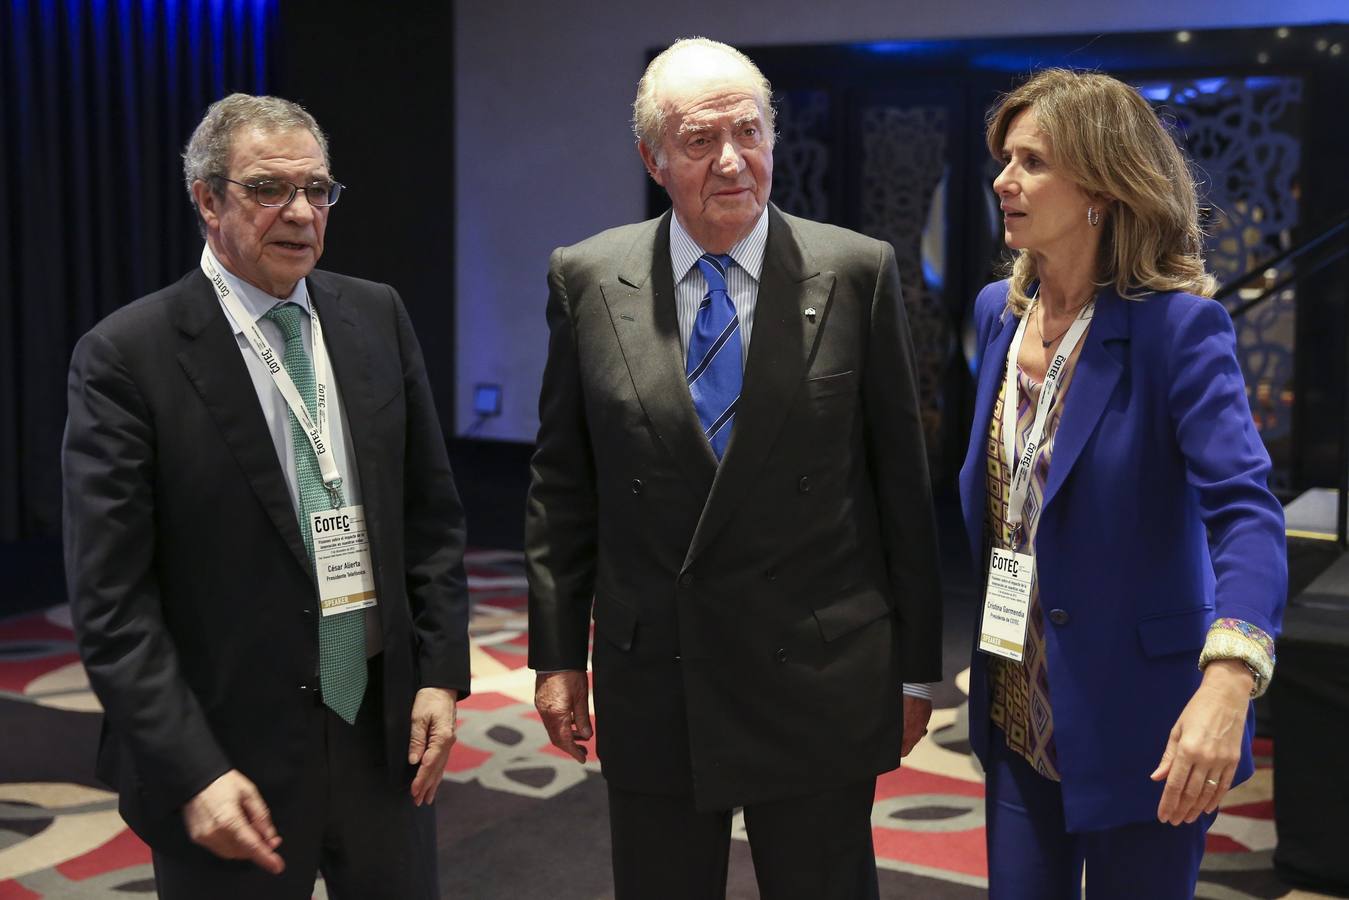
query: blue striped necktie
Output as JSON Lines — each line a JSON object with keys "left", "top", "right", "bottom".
{"left": 686, "top": 253, "right": 742, "bottom": 459}
{"left": 263, "top": 302, "right": 367, "bottom": 725}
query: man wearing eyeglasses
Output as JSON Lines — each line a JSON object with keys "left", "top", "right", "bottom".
{"left": 61, "top": 93, "right": 467, "bottom": 899}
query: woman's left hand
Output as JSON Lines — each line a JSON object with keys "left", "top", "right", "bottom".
{"left": 1150, "top": 659, "right": 1254, "bottom": 825}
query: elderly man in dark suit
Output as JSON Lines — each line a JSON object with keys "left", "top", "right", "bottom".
{"left": 526, "top": 38, "right": 943, "bottom": 899}
{"left": 62, "top": 94, "right": 468, "bottom": 899}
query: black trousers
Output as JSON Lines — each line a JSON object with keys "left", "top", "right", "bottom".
{"left": 152, "top": 664, "right": 437, "bottom": 900}
{"left": 607, "top": 779, "right": 880, "bottom": 900}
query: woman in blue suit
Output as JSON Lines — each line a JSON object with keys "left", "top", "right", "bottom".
{"left": 960, "top": 69, "right": 1286, "bottom": 899}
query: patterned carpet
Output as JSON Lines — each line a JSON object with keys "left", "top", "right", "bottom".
{"left": 0, "top": 550, "right": 1328, "bottom": 898}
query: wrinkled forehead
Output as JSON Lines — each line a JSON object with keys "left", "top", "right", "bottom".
{"left": 672, "top": 94, "right": 765, "bottom": 135}
{"left": 227, "top": 125, "right": 329, "bottom": 177}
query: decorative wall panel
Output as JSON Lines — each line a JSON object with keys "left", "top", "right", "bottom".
{"left": 769, "top": 89, "right": 833, "bottom": 223}
{"left": 1139, "top": 76, "right": 1303, "bottom": 482}
{"left": 858, "top": 104, "right": 952, "bottom": 461}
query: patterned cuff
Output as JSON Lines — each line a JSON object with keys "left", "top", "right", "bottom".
{"left": 902, "top": 682, "right": 936, "bottom": 700}
{"left": 1198, "top": 618, "right": 1276, "bottom": 699}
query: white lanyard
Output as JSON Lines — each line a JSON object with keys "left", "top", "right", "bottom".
{"left": 200, "top": 246, "right": 344, "bottom": 508}
{"left": 1001, "top": 296, "right": 1094, "bottom": 541}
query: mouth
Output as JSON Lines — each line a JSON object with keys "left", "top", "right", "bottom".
{"left": 271, "top": 241, "right": 311, "bottom": 252}
{"left": 1001, "top": 207, "right": 1026, "bottom": 220}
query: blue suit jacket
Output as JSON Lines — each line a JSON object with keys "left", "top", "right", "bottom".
{"left": 958, "top": 280, "right": 1286, "bottom": 832}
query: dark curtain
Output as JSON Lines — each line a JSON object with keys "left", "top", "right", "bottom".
{"left": 0, "top": 0, "right": 277, "bottom": 542}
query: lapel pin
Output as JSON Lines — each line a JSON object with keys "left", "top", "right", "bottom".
{"left": 804, "top": 307, "right": 817, "bottom": 321}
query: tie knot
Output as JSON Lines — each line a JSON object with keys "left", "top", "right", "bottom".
{"left": 263, "top": 302, "right": 305, "bottom": 343}
{"left": 696, "top": 253, "right": 733, "bottom": 292}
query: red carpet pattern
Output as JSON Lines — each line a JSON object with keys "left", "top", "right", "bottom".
{"left": 0, "top": 551, "right": 1309, "bottom": 898}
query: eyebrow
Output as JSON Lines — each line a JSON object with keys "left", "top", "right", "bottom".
{"left": 1001, "top": 137, "right": 1047, "bottom": 156}
{"left": 675, "top": 122, "right": 712, "bottom": 138}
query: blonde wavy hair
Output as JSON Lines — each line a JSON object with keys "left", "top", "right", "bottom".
{"left": 986, "top": 68, "right": 1215, "bottom": 315}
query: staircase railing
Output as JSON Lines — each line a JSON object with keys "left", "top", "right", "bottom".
{"left": 1219, "top": 211, "right": 1349, "bottom": 546}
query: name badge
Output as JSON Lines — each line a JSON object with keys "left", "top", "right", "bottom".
{"left": 310, "top": 504, "right": 378, "bottom": 617}
{"left": 978, "top": 546, "right": 1034, "bottom": 662}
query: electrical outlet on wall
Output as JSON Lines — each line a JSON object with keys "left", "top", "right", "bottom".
{"left": 473, "top": 383, "right": 503, "bottom": 417}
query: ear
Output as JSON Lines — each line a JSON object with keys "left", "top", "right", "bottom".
{"left": 191, "top": 179, "right": 223, "bottom": 231}
{"left": 637, "top": 141, "right": 666, "bottom": 187}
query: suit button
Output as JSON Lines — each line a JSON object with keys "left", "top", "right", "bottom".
{"left": 674, "top": 654, "right": 681, "bottom": 662}
{"left": 766, "top": 568, "right": 777, "bottom": 581}
{"left": 775, "top": 648, "right": 788, "bottom": 663}
{"left": 631, "top": 478, "right": 643, "bottom": 495}
{"left": 679, "top": 572, "right": 693, "bottom": 587}
{"left": 798, "top": 476, "right": 811, "bottom": 493}
{"left": 1048, "top": 609, "right": 1070, "bottom": 626}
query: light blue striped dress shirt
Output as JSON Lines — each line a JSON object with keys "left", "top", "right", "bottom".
{"left": 669, "top": 209, "right": 767, "bottom": 365}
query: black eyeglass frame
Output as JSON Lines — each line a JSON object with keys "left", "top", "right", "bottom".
{"left": 212, "top": 176, "right": 345, "bottom": 208}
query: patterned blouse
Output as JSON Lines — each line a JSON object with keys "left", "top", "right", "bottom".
{"left": 982, "top": 314, "right": 1276, "bottom": 782}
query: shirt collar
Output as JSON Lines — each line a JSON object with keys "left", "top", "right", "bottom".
{"left": 205, "top": 244, "right": 312, "bottom": 335}
{"left": 669, "top": 207, "right": 769, "bottom": 283}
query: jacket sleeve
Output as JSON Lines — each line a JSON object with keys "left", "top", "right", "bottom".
{"left": 862, "top": 241, "right": 943, "bottom": 683}
{"left": 390, "top": 287, "right": 472, "bottom": 698}
{"left": 1166, "top": 297, "right": 1286, "bottom": 638}
{"left": 62, "top": 329, "right": 232, "bottom": 814}
{"left": 524, "top": 247, "right": 599, "bottom": 671}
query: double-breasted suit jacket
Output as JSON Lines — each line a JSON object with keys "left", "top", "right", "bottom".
{"left": 62, "top": 268, "right": 471, "bottom": 852}
{"left": 526, "top": 205, "right": 943, "bottom": 810}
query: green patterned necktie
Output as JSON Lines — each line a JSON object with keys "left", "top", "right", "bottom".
{"left": 263, "top": 302, "right": 367, "bottom": 724}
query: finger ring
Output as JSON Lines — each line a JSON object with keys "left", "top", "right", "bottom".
{"left": 1204, "top": 778, "right": 1219, "bottom": 787}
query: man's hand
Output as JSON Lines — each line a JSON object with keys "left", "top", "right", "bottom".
{"left": 1151, "top": 659, "right": 1253, "bottom": 825}
{"left": 901, "top": 695, "right": 933, "bottom": 757}
{"left": 182, "top": 770, "right": 284, "bottom": 874}
{"left": 408, "top": 687, "right": 459, "bottom": 806}
{"left": 535, "top": 670, "right": 592, "bottom": 763}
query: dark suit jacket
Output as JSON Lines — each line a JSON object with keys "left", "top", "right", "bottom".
{"left": 958, "top": 280, "right": 1286, "bottom": 831}
{"left": 525, "top": 206, "right": 942, "bottom": 810}
{"left": 62, "top": 267, "right": 470, "bottom": 852}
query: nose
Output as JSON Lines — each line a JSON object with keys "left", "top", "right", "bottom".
{"left": 281, "top": 189, "right": 317, "bottom": 223}
{"left": 993, "top": 162, "right": 1016, "bottom": 196}
{"left": 715, "top": 139, "right": 745, "bottom": 177}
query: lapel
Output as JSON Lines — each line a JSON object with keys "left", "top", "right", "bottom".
{"left": 170, "top": 271, "right": 313, "bottom": 579}
{"left": 307, "top": 272, "right": 387, "bottom": 552}
{"left": 604, "top": 212, "right": 720, "bottom": 498}
{"left": 684, "top": 206, "right": 835, "bottom": 565}
{"left": 1042, "top": 287, "right": 1128, "bottom": 509}
{"left": 959, "top": 287, "right": 1130, "bottom": 561}
{"left": 961, "top": 304, "right": 1017, "bottom": 566}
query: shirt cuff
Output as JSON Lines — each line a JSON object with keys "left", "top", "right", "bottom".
{"left": 902, "top": 682, "right": 936, "bottom": 700}
{"left": 1198, "top": 617, "right": 1276, "bottom": 698}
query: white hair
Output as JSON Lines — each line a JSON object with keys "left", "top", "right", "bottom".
{"left": 632, "top": 37, "right": 776, "bottom": 160}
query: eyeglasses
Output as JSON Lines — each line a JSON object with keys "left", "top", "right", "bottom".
{"left": 214, "top": 176, "right": 345, "bottom": 208}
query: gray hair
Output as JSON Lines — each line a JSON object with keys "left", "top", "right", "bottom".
{"left": 632, "top": 37, "right": 775, "bottom": 158}
{"left": 182, "top": 93, "right": 330, "bottom": 234}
